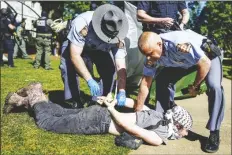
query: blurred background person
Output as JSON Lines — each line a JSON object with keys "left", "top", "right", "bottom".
{"left": 0, "top": 8, "right": 16, "bottom": 67}
{"left": 33, "top": 10, "right": 53, "bottom": 70}
{"left": 13, "top": 18, "right": 31, "bottom": 59}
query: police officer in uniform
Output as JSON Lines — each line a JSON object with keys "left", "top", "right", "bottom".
{"left": 34, "top": 10, "right": 53, "bottom": 70}
{"left": 0, "top": 8, "right": 16, "bottom": 67}
{"left": 137, "top": 1, "right": 190, "bottom": 104}
{"left": 136, "top": 31, "right": 225, "bottom": 153}
{"left": 137, "top": 1, "right": 189, "bottom": 34}
{"left": 60, "top": 4, "right": 129, "bottom": 108}
{"left": 13, "top": 19, "right": 30, "bottom": 59}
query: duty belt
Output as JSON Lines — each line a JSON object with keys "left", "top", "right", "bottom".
{"left": 201, "top": 38, "right": 222, "bottom": 60}
{"left": 145, "top": 21, "right": 181, "bottom": 32}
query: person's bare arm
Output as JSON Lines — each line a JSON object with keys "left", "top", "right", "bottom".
{"left": 179, "top": 9, "right": 189, "bottom": 30}
{"left": 137, "top": 10, "right": 174, "bottom": 26}
{"left": 124, "top": 98, "right": 150, "bottom": 110}
{"left": 135, "top": 76, "right": 153, "bottom": 111}
{"left": 115, "top": 58, "right": 126, "bottom": 91}
{"left": 70, "top": 43, "right": 92, "bottom": 81}
{"left": 194, "top": 56, "right": 211, "bottom": 87}
{"left": 107, "top": 104, "right": 163, "bottom": 146}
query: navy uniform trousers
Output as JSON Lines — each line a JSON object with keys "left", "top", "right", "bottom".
{"left": 59, "top": 40, "right": 115, "bottom": 104}
{"left": 155, "top": 56, "right": 225, "bottom": 131}
{"left": 3, "top": 39, "right": 15, "bottom": 66}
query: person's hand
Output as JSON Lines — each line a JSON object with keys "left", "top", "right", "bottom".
{"left": 188, "top": 85, "right": 198, "bottom": 97}
{"left": 177, "top": 43, "right": 192, "bottom": 53}
{"left": 104, "top": 99, "right": 117, "bottom": 109}
{"left": 116, "top": 90, "right": 126, "bottom": 106}
{"left": 179, "top": 23, "right": 185, "bottom": 30}
{"left": 87, "top": 79, "right": 100, "bottom": 96}
{"left": 160, "top": 18, "right": 174, "bottom": 28}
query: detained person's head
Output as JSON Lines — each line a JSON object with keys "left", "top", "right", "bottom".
{"left": 171, "top": 106, "right": 193, "bottom": 139}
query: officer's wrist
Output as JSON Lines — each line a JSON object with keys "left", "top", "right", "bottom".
{"left": 192, "top": 84, "right": 199, "bottom": 91}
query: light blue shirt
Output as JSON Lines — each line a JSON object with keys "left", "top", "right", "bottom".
{"left": 143, "top": 30, "right": 207, "bottom": 77}
{"left": 67, "top": 11, "right": 127, "bottom": 59}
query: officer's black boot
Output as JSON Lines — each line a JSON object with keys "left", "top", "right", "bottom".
{"left": 204, "top": 130, "right": 220, "bottom": 153}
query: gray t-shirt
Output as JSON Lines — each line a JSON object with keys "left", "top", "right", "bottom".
{"left": 136, "top": 110, "right": 169, "bottom": 144}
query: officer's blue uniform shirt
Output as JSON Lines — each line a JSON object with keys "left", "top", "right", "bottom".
{"left": 137, "top": 1, "right": 187, "bottom": 21}
{"left": 143, "top": 30, "right": 207, "bottom": 77}
{"left": 67, "top": 11, "right": 126, "bottom": 59}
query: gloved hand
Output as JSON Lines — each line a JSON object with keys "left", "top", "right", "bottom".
{"left": 87, "top": 79, "right": 100, "bottom": 96}
{"left": 116, "top": 90, "right": 126, "bottom": 106}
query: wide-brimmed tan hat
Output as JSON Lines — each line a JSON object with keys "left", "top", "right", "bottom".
{"left": 92, "top": 4, "right": 129, "bottom": 44}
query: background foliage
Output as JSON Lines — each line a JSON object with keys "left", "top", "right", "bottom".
{"left": 188, "top": 1, "right": 232, "bottom": 56}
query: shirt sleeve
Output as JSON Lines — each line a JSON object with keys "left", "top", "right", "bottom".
{"left": 67, "top": 18, "right": 86, "bottom": 47}
{"left": 137, "top": 1, "right": 150, "bottom": 12}
{"left": 112, "top": 40, "right": 127, "bottom": 59}
{"left": 178, "top": 1, "right": 187, "bottom": 11}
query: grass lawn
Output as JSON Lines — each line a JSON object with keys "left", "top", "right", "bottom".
{"left": 1, "top": 54, "right": 231, "bottom": 155}
{"left": 1, "top": 55, "right": 130, "bottom": 155}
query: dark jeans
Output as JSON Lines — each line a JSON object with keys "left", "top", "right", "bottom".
{"left": 34, "top": 101, "right": 111, "bottom": 134}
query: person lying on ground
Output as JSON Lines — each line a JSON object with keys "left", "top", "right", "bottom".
{"left": 4, "top": 82, "right": 192, "bottom": 148}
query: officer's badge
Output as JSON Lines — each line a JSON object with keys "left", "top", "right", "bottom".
{"left": 80, "top": 26, "right": 88, "bottom": 37}
{"left": 176, "top": 43, "right": 192, "bottom": 53}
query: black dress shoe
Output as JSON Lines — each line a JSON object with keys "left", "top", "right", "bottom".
{"left": 204, "top": 131, "right": 220, "bottom": 153}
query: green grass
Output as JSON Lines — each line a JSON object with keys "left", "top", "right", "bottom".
{"left": 1, "top": 55, "right": 231, "bottom": 155}
{"left": 1, "top": 56, "right": 130, "bottom": 155}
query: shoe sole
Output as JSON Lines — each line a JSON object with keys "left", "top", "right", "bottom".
{"left": 4, "top": 92, "right": 15, "bottom": 114}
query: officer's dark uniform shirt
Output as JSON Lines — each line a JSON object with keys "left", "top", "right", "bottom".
{"left": 2, "top": 17, "right": 13, "bottom": 37}
{"left": 137, "top": 1, "right": 187, "bottom": 32}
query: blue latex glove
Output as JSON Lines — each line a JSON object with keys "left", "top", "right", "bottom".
{"left": 116, "top": 90, "right": 126, "bottom": 106}
{"left": 87, "top": 79, "right": 100, "bottom": 96}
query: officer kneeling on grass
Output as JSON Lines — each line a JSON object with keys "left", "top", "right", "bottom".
{"left": 4, "top": 82, "right": 192, "bottom": 149}
{"left": 135, "top": 30, "right": 224, "bottom": 153}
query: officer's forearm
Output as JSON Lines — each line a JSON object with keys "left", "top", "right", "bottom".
{"left": 70, "top": 44, "right": 92, "bottom": 81}
{"left": 115, "top": 58, "right": 126, "bottom": 90}
{"left": 136, "top": 76, "right": 152, "bottom": 111}
{"left": 194, "top": 56, "right": 211, "bottom": 87}
{"left": 181, "top": 9, "right": 189, "bottom": 25}
{"left": 137, "top": 10, "right": 163, "bottom": 24}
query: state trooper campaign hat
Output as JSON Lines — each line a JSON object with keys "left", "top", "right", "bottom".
{"left": 92, "top": 4, "right": 129, "bottom": 44}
